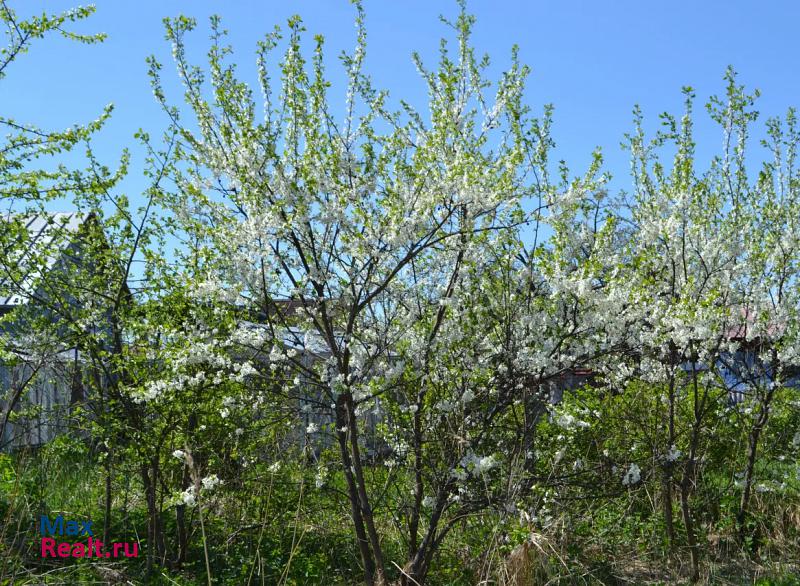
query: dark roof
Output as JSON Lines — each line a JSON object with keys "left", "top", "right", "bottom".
{"left": 725, "top": 306, "right": 784, "bottom": 341}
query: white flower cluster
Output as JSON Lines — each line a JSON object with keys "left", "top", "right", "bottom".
{"left": 554, "top": 412, "right": 590, "bottom": 431}
{"left": 664, "top": 445, "right": 682, "bottom": 463}
{"left": 181, "top": 486, "right": 196, "bottom": 507}
{"left": 315, "top": 465, "right": 328, "bottom": 489}
{"left": 453, "top": 451, "right": 499, "bottom": 479}
{"left": 201, "top": 474, "right": 222, "bottom": 491}
{"left": 622, "top": 463, "right": 641, "bottom": 486}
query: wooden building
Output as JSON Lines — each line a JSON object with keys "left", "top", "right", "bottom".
{"left": 0, "top": 212, "right": 88, "bottom": 450}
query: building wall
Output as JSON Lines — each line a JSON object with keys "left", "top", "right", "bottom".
{"left": 0, "top": 357, "right": 79, "bottom": 451}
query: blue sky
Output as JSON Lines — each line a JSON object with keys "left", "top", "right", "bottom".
{"left": 4, "top": 0, "right": 800, "bottom": 206}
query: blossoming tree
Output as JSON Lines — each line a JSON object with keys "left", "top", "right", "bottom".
{"left": 144, "top": 4, "right": 620, "bottom": 583}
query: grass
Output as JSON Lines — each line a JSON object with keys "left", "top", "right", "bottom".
{"left": 1, "top": 442, "right": 798, "bottom": 585}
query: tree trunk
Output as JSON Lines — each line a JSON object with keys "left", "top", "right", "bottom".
{"left": 737, "top": 407, "right": 767, "bottom": 548}
{"left": 663, "top": 374, "right": 677, "bottom": 550}
{"left": 141, "top": 463, "right": 156, "bottom": 575}
{"left": 345, "top": 393, "right": 387, "bottom": 584}
{"left": 176, "top": 503, "right": 188, "bottom": 567}
{"left": 663, "top": 470, "right": 675, "bottom": 550}
{"left": 737, "top": 350, "right": 778, "bottom": 550}
{"left": 335, "top": 397, "right": 377, "bottom": 585}
{"left": 141, "top": 458, "right": 164, "bottom": 574}
{"left": 679, "top": 466, "right": 699, "bottom": 582}
{"left": 103, "top": 452, "right": 112, "bottom": 544}
{"left": 680, "top": 367, "right": 705, "bottom": 583}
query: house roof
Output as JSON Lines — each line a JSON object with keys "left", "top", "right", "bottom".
{"left": 725, "top": 305, "right": 784, "bottom": 341}
{"left": 0, "top": 212, "right": 87, "bottom": 309}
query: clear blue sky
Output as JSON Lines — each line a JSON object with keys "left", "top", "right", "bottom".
{"left": 4, "top": 0, "right": 800, "bottom": 205}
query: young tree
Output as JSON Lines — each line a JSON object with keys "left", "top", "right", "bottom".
{"left": 144, "top": 4, "right": 618, "bottom": 583}
{"left": 0, "top": 2, "right": 187, "bottom": 569}
{"left": 582, "top": 70, "right": 800, "bottom": 579}
{"left": 0, "top": 2, "right": 114, "bottom": 449}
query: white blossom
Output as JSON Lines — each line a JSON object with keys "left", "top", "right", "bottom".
{"left": 181, "top": 487, "right": 196, "bottom": 507}
{"left": 665, "top": 445, "right": 682, "bottom": 463}
{"left": 202, "top": 474, "right": 222, "bottom": 491}
{"left": 622, "top": 463, "right": 641, "bottom": 486}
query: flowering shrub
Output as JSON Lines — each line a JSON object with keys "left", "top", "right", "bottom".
{"left": 1, "top": 1, "right": 799, "bottom": 584}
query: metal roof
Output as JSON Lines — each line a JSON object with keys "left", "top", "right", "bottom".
{"left": 0, "top": 212, "right": 86, "bottom": 308}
